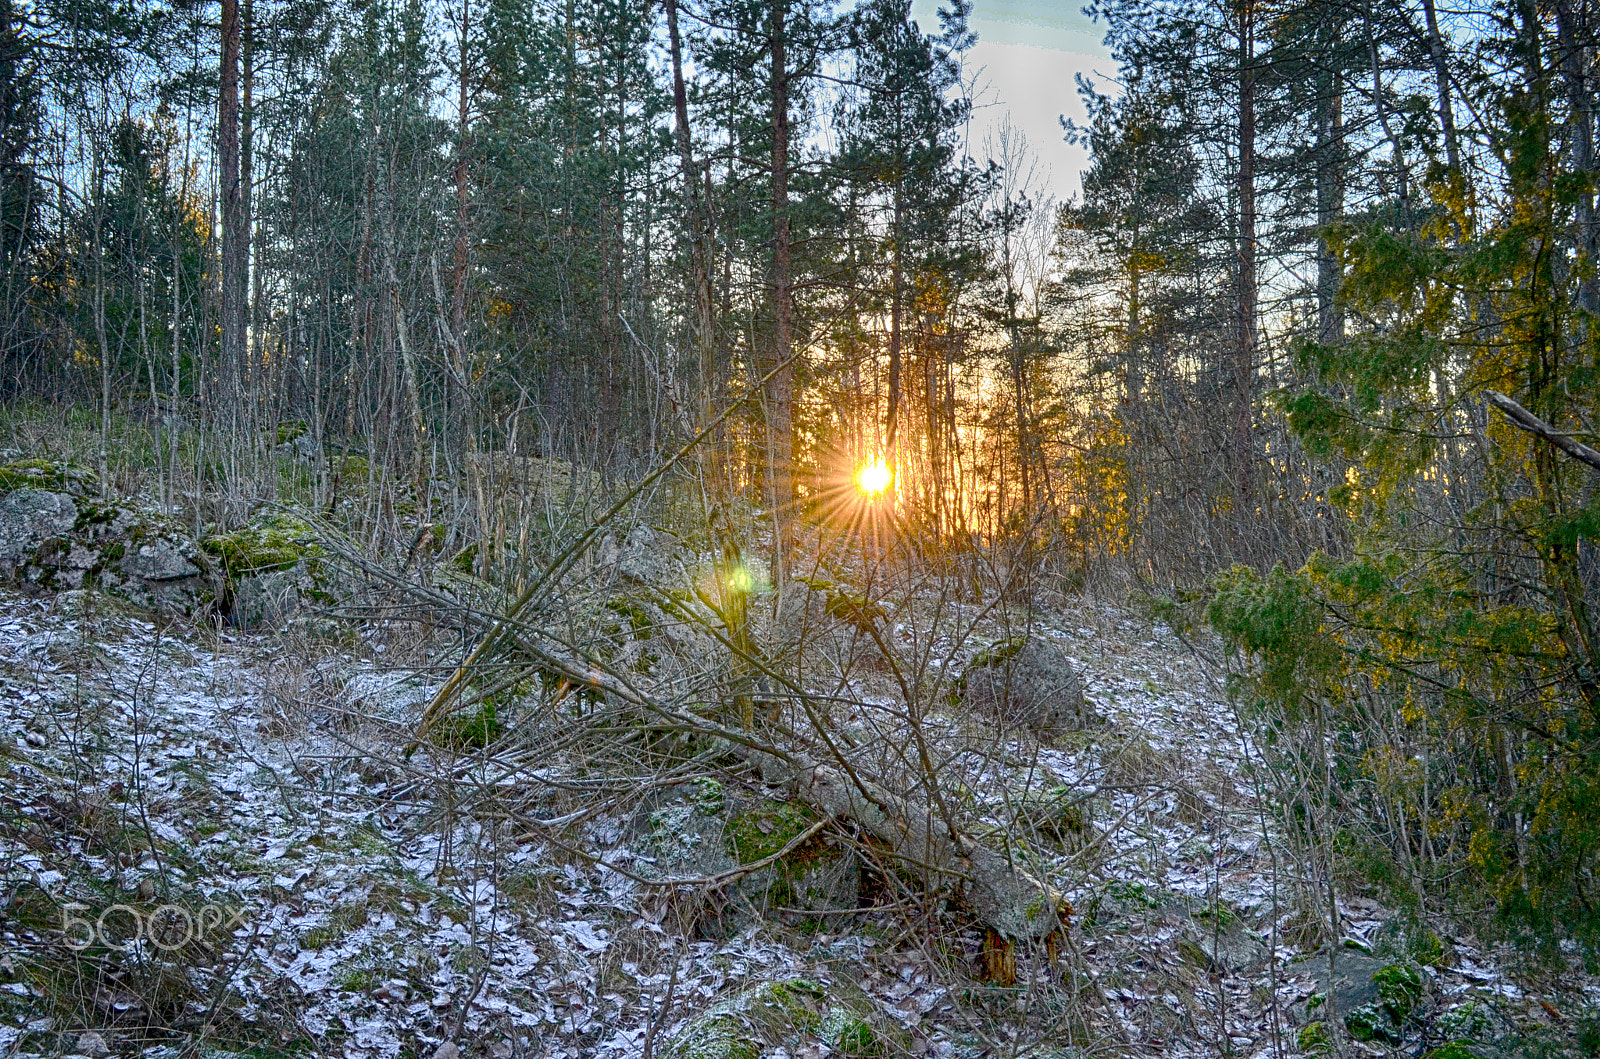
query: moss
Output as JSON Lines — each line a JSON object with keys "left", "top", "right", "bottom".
{"left": 948, "top": 634, "right": 1029, "bottom": 703}
{"left": 969, "top": 634, "right": 1029, "bottom": 670}
{"left": 691, "top": 777, "right": 725, "bottom": 813}
{"left": 796, "top": 576, "right": 884, "bottom": 633}
{"left": 1438, "top": 1001, "right": 1489, "bottom": 1039}
{"left": 1345, "top": 1002, "right": 1402, "bottom": 1044}
{"left": 1422, "top": 1045, "right": 1481, "bottom": 1059}
{"left": 727, "top": 800, "right": 821, "bottom": 865}
{"left": 819, "top": 1008, "right": 881, "bottom": 1057}
{"left": 202, "top": 514, "right": 321, "bottom": 577}
{"left": 301, "top": 900, "right": 375, "bottom": 950}
{"left": 1018, "top": 785, "right": 1088, "bottom": 845}
{"left": 0, "top": 458, "right": 95, "bottom": 494}
{"left": 1297, "top": 1020, "right": 1332, "bottom": 1055}
{"left": 334, "top": 453, "right": 370, "bottom": 480}
{"left": 276, "top": 421, "right": 308, "bottom": 445}
{"left": 671, "top": 980, "right": 827, "bottom": 1059}
{"left": 429, "top": 703, "right": 502, "bottom": 751}
{"left": 335, "top": 968, "right": 372, "bottom": 992}
{"left": 1372, "top": 962, "right": 1424, "bottom": 1022}
{"left": 606, "top": 596, "right": 654, "bottom": 636}
{"left": 72, "top": 502, "right": 118, "bottom": 530}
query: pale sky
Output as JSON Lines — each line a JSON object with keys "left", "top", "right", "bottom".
{"left": 910, "top": 0, "right": 1114, "bottom": 203}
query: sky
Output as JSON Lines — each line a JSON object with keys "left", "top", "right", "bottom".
{"left": 909, "top": 0, "right": 1115, "bottom": 204}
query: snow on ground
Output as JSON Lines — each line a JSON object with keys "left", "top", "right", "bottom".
{"left": 0, "top": 587, "right": 1592, "bottom": 1058}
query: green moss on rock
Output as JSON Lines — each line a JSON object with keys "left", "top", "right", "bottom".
{"left": 1297, "top": 1020, "right": 1332, "bottom": 1055}
{"left": 670, "top": 980, "right": 828, "bottom": 1059}
{"left": 0, "top": 458, "right": 96, "bottom": 495}
{"left": 429, "top": 703, "right": 503, "bottom": 751}
{"left": 819, "top": 1007, "right": 881, "bottom": 1057}
{"left": 1345, "top": 1002, "right": 1401, "bottom": 1044}
{"left": 606, "top": 596, "right": 654, "bottom": 636}
{"left": 795, "top": 576, "right": 884, "bottom": 633}
{"left": 727, "top": 800, "right": 820, "bottom": 864}
{"left": 1372, "top": 962, "right": 1424, "bottom": 1022}
{"left": 1422, "top": 1044, "right": 1482, "bottom": 1059}
{"left": 202, "top": 514, "right": 322, "bottom": 576}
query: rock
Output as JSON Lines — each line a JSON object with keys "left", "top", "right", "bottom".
{"left": 432, "top": 1044, "right": 460, "bottom": 1059}
{"left": 669, "top": 979, "right": 891, "bottom": 1059}
{"left": 725, "top": 799, "right": 860, "bottom": 925}
{"left": 773, "top": 577, "right": 883, "bottom": 672}
{"left": 0, "top": 489, "right": 77, "bottom": 567}
{"left": 108, "top": 532, "right": 215, "bottom": 616}
{"left": 0, "top": 470, "right": 217, "bottom": 617}
{"left": 631, "top": 789, "right": 860, "bottom": 936}
{"left": 602, "top": 523, "right": 687, "bottom": 585}
{"left": 0, "top": 458, "right": 97, "bottom": 495}
{"left": 232, "top": 563, "right": 311, "bottom": 629}
{"left": 1177, "top": 912, "right": 1269, "bottom": 973}
{"left": 202, "top": 513, "right": 335, "bottom": 628}
{"left": 1299, "top": 954, "right": 1428, "bottom": 1044}
{"left": 120, "top": 539, "right": 199, "bottom": 582}
{"left": 959, "top": 634, "right": 1102, "bottom": 736}
{"left": 75, "top": 1031, "right": 110, "bottom": 1059}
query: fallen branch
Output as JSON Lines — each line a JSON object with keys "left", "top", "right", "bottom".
{"left": 1486, "top": 390, "right": 1600, "bottom": 475}
{"left": 395, "top": 592, "right": 1068, "bottom": 941}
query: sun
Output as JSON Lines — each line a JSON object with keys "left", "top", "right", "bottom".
{"left": 855, "top": 458, "right": 892, "bottom": 497}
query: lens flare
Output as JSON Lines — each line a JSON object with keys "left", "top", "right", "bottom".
{"left": 855, "top": 459, "right": 892, "bottom": 497}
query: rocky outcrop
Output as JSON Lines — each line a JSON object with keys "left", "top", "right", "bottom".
{"left": 958, "top": 634, "right": 1103, "bottom": 737}
{"left": 0, "top": 460, "right": 219, "bottom": 616}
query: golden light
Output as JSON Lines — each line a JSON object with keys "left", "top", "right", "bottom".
{"left": 855, "top": 458, "right": 892, "bottom": 497}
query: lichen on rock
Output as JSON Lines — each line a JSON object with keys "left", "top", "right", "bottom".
{"left": 0, "top": 466, "right": 218, "bottom": 616}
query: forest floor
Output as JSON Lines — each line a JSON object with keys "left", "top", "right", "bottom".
{"left": 1, "top": 575, "right": 1596, "bottom": 1059}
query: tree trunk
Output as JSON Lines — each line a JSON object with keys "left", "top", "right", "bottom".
{"left": 1556, "top": 0, "right": 1597, "bottom": 315}
{"left": 1234, "top": 0, "right": 1257, "bottom": 516}
{"left": 666, "top": 0, "right": 716, "bottom": 444}
{"left": 219, "top": 0, "right": 246, "bottom": 433}
{"left": 886, "top": 191, "right": 903, "bottom": 459}
{"left": 768, "top": 1, "right": 794, "bottom": 583}
{"left": 1421, "top": 0, "right": 1459, "bottom": 173}
{"left": 1315, "top": 39, "right": 1344, "bottom": 347}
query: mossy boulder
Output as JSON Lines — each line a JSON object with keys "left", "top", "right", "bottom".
{"left": 631, "top": 793, "right": 859, "bottom": 935}
{"left": 1013, "top": 784, "right": 1094, "bottom": 849}
{"left": 0, "top": 488, "right": 78, "bottom": 569}
{"left": 670, "top": 979, "right": 890, "bottom": 1059}
{"left": 726, "top": 799, "right": 859, "bottom": 926}
{"left": 598, "top": 523, "right": 688, "bottom": 585}
{"left": 202, "top": 513, "right": 322, "bottom": 577}
{"left": 1297, "top": 1020, "right": 1332, "bottom": 1055}
{"left": 202, "top": 513, "right": 333, "bottom": 628}
{"left": 1178, "top": 902, "right": 1268, "bottom": 974}
{"left": 958, "top": 634, "right": 1102, "bottom": 737}
{"left": 773, "top": 577, "right": 884, "bottom": 670}
{"left": 1299, "top": 954, "right": 1430, "bottom": 1046}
